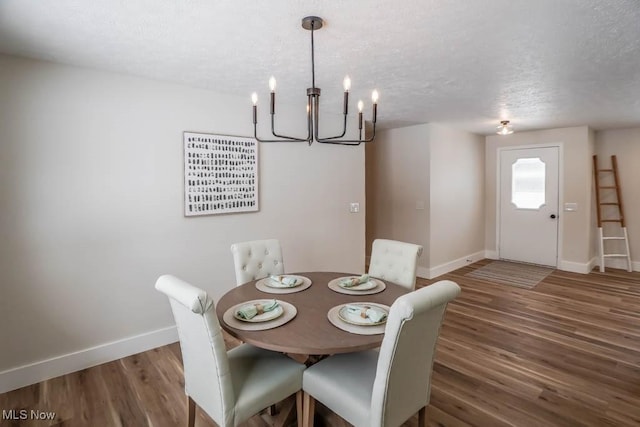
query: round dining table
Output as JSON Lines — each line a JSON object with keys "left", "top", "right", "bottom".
{"left": 216, "top": 272, "right": 409, "bottom": 356}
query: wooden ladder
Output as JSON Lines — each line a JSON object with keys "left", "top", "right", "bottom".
{"left": 593, "top": 155, "right": 632, "bottom": 272}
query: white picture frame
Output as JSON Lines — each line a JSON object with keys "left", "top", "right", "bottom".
{"left": 184, "top": 132, "right": 259, "bottom": 216}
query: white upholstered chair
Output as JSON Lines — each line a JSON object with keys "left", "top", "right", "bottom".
{"left": 301, "top": 280, "right": 461, "bottom": 427}
{"left": 155, "top": 275, "right": 305, "bottom": 427}
{"left": 368, "top": 239, "right": 423, "bottom": 290}
{"left": 230, "top": 239, "right": 285, "bottom": 286}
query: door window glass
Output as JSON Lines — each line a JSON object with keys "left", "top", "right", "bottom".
{"left": 512, "top": 157, "right": 545, "bottom": 209}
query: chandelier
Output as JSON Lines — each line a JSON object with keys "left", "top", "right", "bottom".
{"left": 251, "top": 16, "right": 378, "bottom": 146}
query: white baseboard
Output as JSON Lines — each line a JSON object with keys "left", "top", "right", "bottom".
{"left": 592, "top": 257, "right": 640, "bottom": 272}
{"left": 557, "top": 259, "right": 592, "bottom": 274}
{"left": 422, "top": 250, "right": 485, "bottom": 279}
{"left": 485, "top": 250, "right": 499, "bottom": 260}
{"left": 416, "top": 266, "right": 430, "bottom": 279}
{"left": 487, "top": 251, "right": 598, "bottom": 275}
{"left": 0, "top": 325, "right": 178, "bottom": 394}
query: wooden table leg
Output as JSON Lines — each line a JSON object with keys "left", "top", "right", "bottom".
{"left": 302, "top": 392, "right": 315, "bottom": 427}
{"left": 296, "top": 390, "right": 304, "bottom": 427}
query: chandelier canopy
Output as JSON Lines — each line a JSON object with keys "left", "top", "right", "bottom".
{"left": 252, "top": 16, "right": 378, "bottom": 146}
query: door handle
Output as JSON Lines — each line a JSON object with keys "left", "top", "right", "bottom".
{"left": 550, "top": 214, "right": 557, "bottom": 219}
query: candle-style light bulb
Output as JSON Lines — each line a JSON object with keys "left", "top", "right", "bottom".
{"left": 252, "top": 92, "right": 258, "bottom": 125}
{"left": 371, "top": 90, "right": 379, "bottom": 104}
{"left": 357, "top": 100, "right": 364, "bottom": 112}
{"left": 371, "top": 90, "right": 378, "bottom": 124}
{"left": 343, "top": 75, "right": 351, "bottom": 92}
{"left": 269, "top": 77, "right": 276, "bottom": 114}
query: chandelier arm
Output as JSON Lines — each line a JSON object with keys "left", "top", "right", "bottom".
{"left": 253, "top": 102, "right": 308, "bottom": 142}
{"left": 268, "top": 113, "right": 308, "bottom": 142}
{"left": 254, "top": 123, "right": 307, "bottom": 143}
{"left": 316, "top": 139, "right": 361, "bottom": 146}
{"left": 316, "top": 122, "right": 376, "bottom": 145}
{"left": 312, "top": 94, "right": 320, "bottom": 142}
{"left": 307, "top": 96, "right": 313, "bottom": 145}
{"left": 313, "top": 113, "right": 348, "bottom": 140}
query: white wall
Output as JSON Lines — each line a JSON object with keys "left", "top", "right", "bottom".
{"left": 0, "top": 55, "right": 365, "bottom": 389}
{"left": 485, "top": 126, "right": 595, "bottom": 272}
{"left": 365, "top": 123, "right": 485, "bottom": 277}
{"left": 428, "top": 124, "right": 485, "bottom": 272}
{"left": 594, "top": 128, "right": 640, "bottom": 270}
{"left": 365, "top": 124, "right": 430, "bottom": 267}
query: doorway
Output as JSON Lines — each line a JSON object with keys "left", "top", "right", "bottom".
{"left": 499, "top": 146, "right": 559, "bottom": 267}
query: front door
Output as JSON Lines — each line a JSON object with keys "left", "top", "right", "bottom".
{"left": 499, "top": 146, "right": 559, "bottom": 267}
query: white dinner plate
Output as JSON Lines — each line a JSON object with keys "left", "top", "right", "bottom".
{"left": 265, "top": 275, "right": 304, "bottom": 289}
{"left": 233, "top": 300, "right": 285, "bottom": 323}
{"left": 337, "top": 277, "right": 378, "bottom": 291}
{"left": 337, "top": 303, "right": 388, "bottom": 326}
{"left": 328, "top": 277, "right": 386, "bottom": 295}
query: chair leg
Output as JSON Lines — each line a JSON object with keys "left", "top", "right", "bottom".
{"left": 302, "top": 392, "right": 315, "bottom": 427}
{"left": 418, "top": 406, "right": 426, "bottom": 427}
{"left": 296, "top": 390, "right": 304, "bottom": 427}
{"left": 187, "top": 396, "right": 196, "bottom": 427}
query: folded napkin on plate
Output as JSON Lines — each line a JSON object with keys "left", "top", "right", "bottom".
{"left": 236, "top": 299, "right": 279, "bottom": 320}
{"left": 269, "top": 275, "right": 299, "bottom": 287}
{"left": 344, "top": 304, "right": 387, "bottom": 323}
{"left": 340, "top": 274, "right": 370, "bottom": 288}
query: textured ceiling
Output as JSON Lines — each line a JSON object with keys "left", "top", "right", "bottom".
{"left": 1, "top": 1, "right": 639, "bottom": 135}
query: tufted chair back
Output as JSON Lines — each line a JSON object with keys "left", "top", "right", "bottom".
{"left": 370, "top": 280, "right": 461, "bottom": 426}
{"left": 300, "top": 280, "right": 461, "bottom": 427}
{"left": 230, "top": 239, "right": 285, "bottom": 286}
{"left": 154, "top": 275, "right": 235, "bottom": 427}
{"left": 368, "top": 239, "right": 423, "bottom": 290}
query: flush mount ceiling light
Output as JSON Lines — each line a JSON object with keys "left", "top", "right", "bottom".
{"left": 496, "top": 120, "right": 514, "bottom": 135}
{"left": 251, "top": 16, "right": 378, "bottom": 146}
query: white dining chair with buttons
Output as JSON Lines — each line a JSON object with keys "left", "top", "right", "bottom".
{"left": 301, "top": 280, "right": 461, "bottom": 427}
{"left": 155, "top": 275, "right": 305, "bottom": 427}
{"left": 368, "top": 239, "right": 423, "bottom": 290}
{"left": 230, "top": 239, "right": 285, "bottom": 286}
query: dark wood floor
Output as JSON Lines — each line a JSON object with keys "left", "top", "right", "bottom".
{"left": 1, "top": 259, "right": 639, "bottom": 426}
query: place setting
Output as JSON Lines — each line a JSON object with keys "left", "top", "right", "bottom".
{"left": 255, "top": 274, "right": 312, "bottom": 294}
{"left": 327, "top": 273, "right": 386, "bottom": 295}
{"left": 327, "top": 301, "right": 390, "bottom": 335}
{"left": 222, "top": 298, "right": 297, "bottom": 331}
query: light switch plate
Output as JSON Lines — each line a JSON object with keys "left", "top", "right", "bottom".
{"left": 564, "top": 202, "right": 578, "bottom": 212}
{"left": 416, "top": 200, "right": 425, "bottom": 210}
{"left": 350, "top": 202, "right": 360, "bottom": 213}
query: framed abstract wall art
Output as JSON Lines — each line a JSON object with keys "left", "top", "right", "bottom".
{"left": 183, "top": 132, "right": 258, "bottom": 216}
